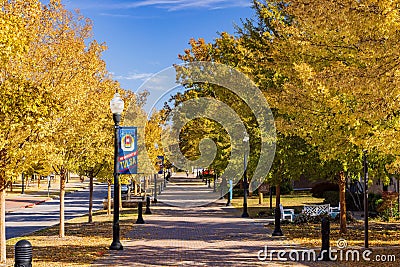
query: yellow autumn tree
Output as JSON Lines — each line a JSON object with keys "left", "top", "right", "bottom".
{"left": 251, "top": 0, "right": 400, "bottom": 233}
{"left": 0, "top": 0, "right": 62, "bottom": 263}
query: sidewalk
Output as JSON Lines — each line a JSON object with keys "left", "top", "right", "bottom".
{"left": 91, "top": 175, "right": 333, "bottom": 267}
{"left": 5, "top": 177, "right": 90, "bottom": 213}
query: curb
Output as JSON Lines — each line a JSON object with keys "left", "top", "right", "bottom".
{"left": 22, "top": 197, "right": 52, "bottom": 209}
{"left": 5, "top": 182, "right": 95, "bottom": 214}
{"left": 5, "top": 197, "right": 53, "bottom": 214}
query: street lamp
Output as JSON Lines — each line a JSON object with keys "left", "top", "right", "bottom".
{"left": 242, "top": 133, "right": 250, "bottom": 218}
{"left": 109, "top": 92, "right": 124, "bottom": 251}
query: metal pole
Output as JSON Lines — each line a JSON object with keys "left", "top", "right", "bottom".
{"left": 154, "top": 173, "right": 158, "bottom": 203}
{"left": 143, "top": 176, "right": 146, "bottom": 196}
{"left": 136, "top": 201, "right": 145, "bottom": 224}
{"left": 227, "top": 179, "right": 233, "bottom": 206}
{"left": 110, "top": 113, "right": 123, "bottom": 250}
{"left": 320, "top": 217, "right": 330, "bottom": 261}
{"left": 242, "top": 152, "right": 249, "bottom": 218}
{"left": 272, "top": 206, "right": 283, "bottom": 236}
{"left": 21, "top": 173, "right": 25, "bottom": 194}
{"left": 145, "top": 196, "right": 152, "bottom": 214}
{"left": 363, "top": 150, "right": 369, "bottom": 249}
{"left": 213, "top": 173, "right": 217, "bottom": 192}
{"left": 270, "top": 186, "right": 273, "bottom": 209}
{"left": 47, "top": 176, "right": 50, "bottom": 197}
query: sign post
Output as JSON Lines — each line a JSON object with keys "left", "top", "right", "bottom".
{"left": 226, "top": 179, "right": 233, "bottom": 206}
{"left": 258, "top": 183, "right": 269, "bottom": 205}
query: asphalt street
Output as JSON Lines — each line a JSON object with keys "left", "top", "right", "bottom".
{"left": 5, "top": 183, "right": 108, "bottom": 239}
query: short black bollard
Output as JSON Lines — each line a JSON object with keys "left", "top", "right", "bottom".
{"left": 136, "top": 201, "right": 145, "bottom": 224}
{"left": 320, "top": 217, "right": 330, "bottom": 261}
{"left": 14, "top": 239, "right": 32, "bottom": 267}
{"left": 145, "top": 196, "right": 152, "bottom": 215}
{"left": 226, "top": 196, "right": 231, "bottom": 206}
{"left": 272, "top": 207, "right": 283, "bottom": 236}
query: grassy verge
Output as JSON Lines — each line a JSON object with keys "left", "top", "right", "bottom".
{"left": 6, "top": 208, "right": 137, "bottom": 267}
{"left": 5, "top": 177, "right": 90, "bottom": 199}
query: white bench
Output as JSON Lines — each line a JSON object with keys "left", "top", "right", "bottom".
{"left": 279, "top": 204, "right": 295, "bottom": 221}
{"left": 329, "top": 203, "right": 340, "bottom": 218}
{"left": 302, "top": 204, "right": 330, "bottom": 216}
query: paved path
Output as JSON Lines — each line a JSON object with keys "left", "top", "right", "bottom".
{"left": 156, "top": 177, "right": 222, "bottom": 207}
{"left": 92, "top": 175, "right": 330, "bottom": 267}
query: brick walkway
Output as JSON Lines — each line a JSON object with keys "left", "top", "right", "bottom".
{"left": 91, "top": 176, "right": 336, "bottom": 267}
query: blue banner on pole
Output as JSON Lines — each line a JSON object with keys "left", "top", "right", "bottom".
{"left": 157, "top": 155, "right": 164, "bottom": 174}
{"left": 118, "top": 126, "right": 138, "bottom": 174}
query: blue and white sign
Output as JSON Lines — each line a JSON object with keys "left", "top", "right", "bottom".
{"left": 118, "top": 126, "right": 138, "bottom": 174}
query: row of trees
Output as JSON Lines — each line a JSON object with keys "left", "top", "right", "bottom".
{"left": 0, "top": 0, "right": 158, "bottom": 264}
{"left": 167, "top": 0, "right": 400, "bottom": 233}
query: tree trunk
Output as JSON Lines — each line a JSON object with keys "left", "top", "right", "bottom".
{"left": 0, "top": 188, "right": 6, "bottom": 265}
{"left": 107, "top": 180, "right": 112, "bottom": 216}
{"left": 88, "top": 173, "right": 93, "bottom": 223}
{"left": 339, "top": 171, "right": 347, "bottom": 234}
{"left": 259, "top": 192, "right": 263, "bottom": 205}
{"left": 38, "top": 175, "right": 40, "bottom": 188}
{"left": 59, "top": 168, "right": 66, "bottom": 238}
{"left": 275, "top": 184, "right": 281, "bottom": 207}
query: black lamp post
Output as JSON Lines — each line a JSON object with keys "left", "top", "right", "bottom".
{"left": 109, "top": 92, "right": 124, "bottom": 251}
{"left": 242, "top": 133, "right": 250, "bottom": 218}
{"left": 363, "top": 150, "right": 369, "bottom": 249}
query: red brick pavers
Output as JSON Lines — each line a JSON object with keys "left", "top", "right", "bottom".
{"left": 91, "top": 201, "right": 336, "bottom": 267}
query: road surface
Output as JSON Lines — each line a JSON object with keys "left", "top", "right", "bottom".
{"left": 6, "top": 183, "right": 108, "bottom": 239}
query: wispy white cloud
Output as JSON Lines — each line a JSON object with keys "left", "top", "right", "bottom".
{"left": 99, "top": 13, "right": 131, "bottom": 18}
{"left": 69, "top": 0, "right": 251, "bottom": 12}
{"left": 122, "top": 0, "right": 252, "bottom": 11}
{"left": 114, "top": 72, "right": 154, "bottom": 81}
{"left": 99, "top": 13, "right": 160, "bottom": 19}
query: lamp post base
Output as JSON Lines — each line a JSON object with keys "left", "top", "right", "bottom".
{"left": 272, "top": 207, "right": 283, "bottom": 236}
{"left": 241, "top": 205, "right": 249, "bottom": 218}
{"left": 109, "top": 241, "right": 123, "bottom": 250}
{"left": 272, "top": 229, "right": 283, "bottom": 236}
{"left": 136, "top": 202, "right": 145, "bottom": 224}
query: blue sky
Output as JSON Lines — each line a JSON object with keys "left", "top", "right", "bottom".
{"left": 64, "top": 0, "right": 255, "bottom": 96}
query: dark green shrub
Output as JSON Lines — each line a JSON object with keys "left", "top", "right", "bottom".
{"left": 280, "top": 181, "right": 293, "bottom": 195}
{"left": 369, "top": 193, "right": 383, "bottom": 212}
{"left": 310, "top": 182, "right": 338, "bottom": 198}
{"left": 323, "top": 191, "right": 339, "bottom": 206}
{"left": 293, "top": 213, "right": 331, "bottom": 224}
